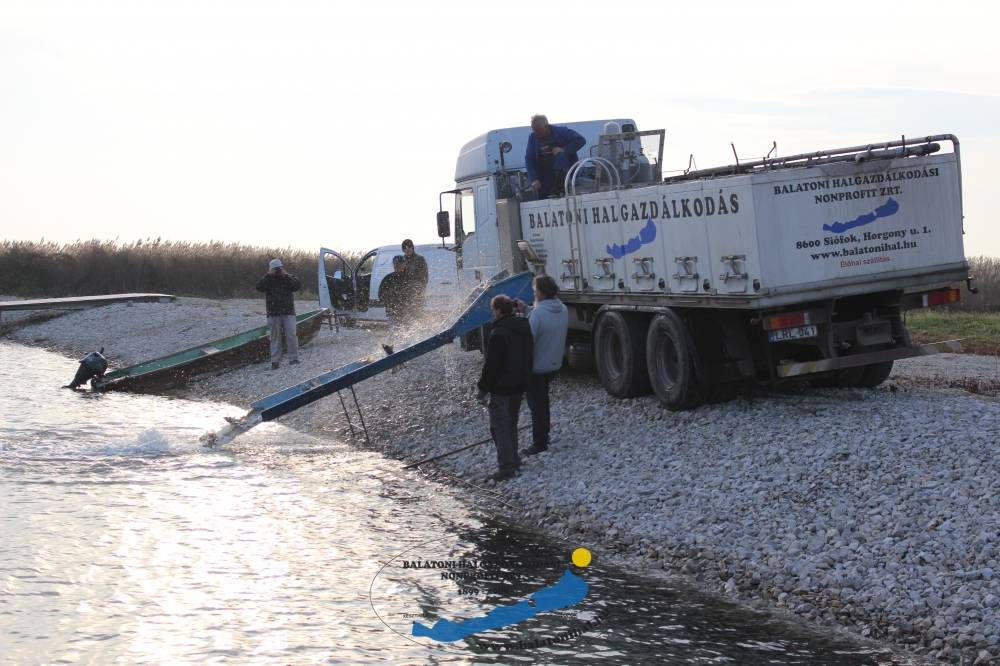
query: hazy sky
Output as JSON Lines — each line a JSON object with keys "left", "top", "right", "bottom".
{"left": 2, "top": 0, "right": 998, "bottom": 256}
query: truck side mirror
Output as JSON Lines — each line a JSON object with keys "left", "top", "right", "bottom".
{"left": 436, "top": 211, "right": 451, "bottom": 239}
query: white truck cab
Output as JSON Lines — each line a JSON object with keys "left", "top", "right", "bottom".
{"left": 440, "top": 119, "right": 639, "bottom": 292}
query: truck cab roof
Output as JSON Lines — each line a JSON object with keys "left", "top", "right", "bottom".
{"left": 454, "top": 118, "right": 637, "bottom": 183}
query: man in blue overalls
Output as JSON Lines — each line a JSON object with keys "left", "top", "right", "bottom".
{"left": 525, "top": 114, "right": 586, "bottom": 198}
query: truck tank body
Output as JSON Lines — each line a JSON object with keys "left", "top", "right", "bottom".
{"left": 519, "top": 153, "right": 964, "bottom": 310}
{"left": 445, "top": 127, "right": 970, "bottom": 406}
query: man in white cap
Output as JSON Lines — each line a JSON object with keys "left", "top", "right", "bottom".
{"left": 255, "top": 258, "right": 302, "bottom": 369}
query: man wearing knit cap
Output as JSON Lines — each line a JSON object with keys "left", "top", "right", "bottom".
{"left": 255, "top": 258, "right": 302, "bottom": 370}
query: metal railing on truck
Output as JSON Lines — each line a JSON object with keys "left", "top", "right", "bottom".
{"left": 670, "top": 134, "right": 961, "bottom": 195}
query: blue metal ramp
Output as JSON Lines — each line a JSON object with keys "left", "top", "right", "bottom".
{"left": 249, "top": 272, "right": 534, "bottom": 422}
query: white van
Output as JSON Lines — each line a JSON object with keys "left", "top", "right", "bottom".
{"left": 317, "top": 244, "right": 461, "bottom": 319}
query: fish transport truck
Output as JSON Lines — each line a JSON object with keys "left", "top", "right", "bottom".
{"left": 433, "top": 119, "right": 974, "bottom": 409}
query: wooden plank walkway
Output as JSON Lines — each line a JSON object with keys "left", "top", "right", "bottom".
{"left": 0, "top": 293, "right": 176, "bottom": 315}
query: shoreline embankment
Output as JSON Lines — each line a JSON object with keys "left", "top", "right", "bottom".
{"left": 5, "top": 296, "right": 1000, "bottom": 665}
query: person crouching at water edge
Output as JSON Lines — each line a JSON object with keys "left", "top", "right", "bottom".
{"left": 476, "top": 295, "right": 533, "bottom": 482}
{"left": 65, "top": 348, "right": 108, "bottom": 389}
{"left": 256, "top": 258, "right": 301, "bottom": 370}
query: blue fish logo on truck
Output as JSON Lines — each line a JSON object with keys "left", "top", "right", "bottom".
{"left": 823, "top": 197, "right": 899, "bottom": 234}
{"left": 607, "top": 218, "right": 657, "bottom": 259}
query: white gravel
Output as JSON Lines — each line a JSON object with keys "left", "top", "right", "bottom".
{"left": 6, "top": 296, "right": 1000, "bottom": 664}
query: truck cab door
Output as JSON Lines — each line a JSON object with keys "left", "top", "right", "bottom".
{"left": 455, "top": 177, "right": 500, "bottom": 284}
{"left": 318, "top": 248, "right": 358, "bottom": 312}
{"left": 354, "top": 248, "right": 378, "bottom": 310}
{"left": 475, "top": 180, "right": 500, "bottom": 275}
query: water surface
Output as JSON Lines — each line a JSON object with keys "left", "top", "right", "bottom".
{"left": 0, "top": 342, "right": 914, "bottom": 664}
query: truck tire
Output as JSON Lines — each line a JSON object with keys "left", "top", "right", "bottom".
{"left": 567, "top": 342, "right": 596, "bottom": 373}
{"left": 595, "top": 312, "right": 651, "bottom": 397}
{"left": 645, "top": 311, "right": 707, "bottom": 410}
{"left": 809, "top": 367, "right": 865, "bottom": 389}
{"left": 810, "top": 342, "right": 894, "bottom": 389}
{"left": 706, "top": 381, "right": 739, "bottom": 404}
{"left": 856, "top": 360, "right": 894, "bottom": 388}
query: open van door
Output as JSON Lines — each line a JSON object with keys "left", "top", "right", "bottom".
{"left": 318, "top": 248, "right": 358, "bottom": 312}
{"left": 354, "top": 248, "right": 378, "bottom": 310}
{"left": 318, "top": 247, "right": 381, "bottom": 313}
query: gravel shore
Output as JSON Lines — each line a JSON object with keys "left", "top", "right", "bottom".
{"left": 7, "top": 297, "right": 1000, "bottom": 664}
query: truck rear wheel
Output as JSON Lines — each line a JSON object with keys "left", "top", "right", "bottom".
{"left": 856, "top": 360, "right": 894, "bottom": 388}
{"left": 567, "top": 341, "right": 596, "bottom": 373}
{"left": 809, "top": 367, "right": 866, "bottom": 389}
{"left": 646, "top": 311, "right": 707, "bottom": 410}
{"left": 810, "top": 343, "right": 895, "bottom": 389}
{"left": 594, "top": 312, "right": 650, "bottom": 397}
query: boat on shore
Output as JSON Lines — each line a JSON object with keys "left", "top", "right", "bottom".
{"left": 92, "top": 309, "right": 327, "bottom": 392}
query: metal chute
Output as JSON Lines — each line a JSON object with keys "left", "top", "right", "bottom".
{"left": 250, "top": 272, "right": 533, "bottom": 423}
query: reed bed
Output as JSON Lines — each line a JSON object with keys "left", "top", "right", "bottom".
{"left": 0, "top": 239, "right": 363, "bottom": 299}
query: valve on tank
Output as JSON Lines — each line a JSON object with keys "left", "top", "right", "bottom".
{"left": 597, "top": 121, "right": 652, "bottom": 185}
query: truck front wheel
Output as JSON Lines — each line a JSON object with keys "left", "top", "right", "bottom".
{"left": 594, "top": 312, "right": 650, "bottom": 397}
{"left": 646, "top": 311, "right": 707, "bottom": 410}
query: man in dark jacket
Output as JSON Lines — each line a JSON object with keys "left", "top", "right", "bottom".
{"left": 401, "top": 239, "right": 429, "bottom": 312}
{"left": 477, "top": 295, "right": 533, "bottom": 481}
{"left": 378, "top": 255, "right": 414, "bottom": 331}
{"left": 255, "top": 258, "right": 302, "bottom": 370}
{"left": 525, "top": 114, "right": 586, "bottom": 198}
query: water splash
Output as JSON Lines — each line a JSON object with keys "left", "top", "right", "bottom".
{"left": 88, "top": 429, "right": 174, "bottom": 457}
{"left": 200, "top": 410, "right": 264, "bottom": 448}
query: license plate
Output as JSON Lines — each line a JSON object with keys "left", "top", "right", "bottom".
{"left": 768, "top": 324, "right": 818, "bottom": 342}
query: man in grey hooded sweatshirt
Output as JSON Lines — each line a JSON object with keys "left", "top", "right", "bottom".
{"left": 516, "top": 275, "right": 569, "bottom": 456}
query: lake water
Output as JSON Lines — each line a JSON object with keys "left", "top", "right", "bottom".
{"left": 0, "top": 341, "right": 916, "bottom": 664}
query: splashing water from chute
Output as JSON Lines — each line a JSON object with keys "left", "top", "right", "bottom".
{"left": 200, "top": 410, "right": 263, "bottom": 448}
{"left": 199, "top": 273, "right": 533, "bottom": 436}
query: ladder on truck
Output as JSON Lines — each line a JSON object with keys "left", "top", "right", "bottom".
{"left": 561, "top": 157, "right": 622, "bottom": 294}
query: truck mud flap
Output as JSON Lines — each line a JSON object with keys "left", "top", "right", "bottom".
{"left": 776, "top": 340, "right": 963, "bottom": 379}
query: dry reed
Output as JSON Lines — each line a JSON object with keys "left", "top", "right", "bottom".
{"left": 0, "top": 239, "right": 363, "bottom": 299}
